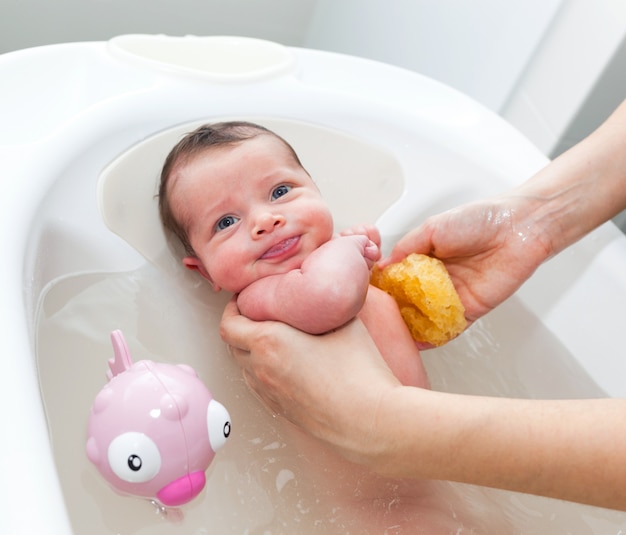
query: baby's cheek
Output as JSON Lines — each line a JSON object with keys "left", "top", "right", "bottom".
{"left": 207, "top": 259, "right": 243, "bottom": 293}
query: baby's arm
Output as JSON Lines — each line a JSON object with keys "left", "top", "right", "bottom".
{"left": 237, "top": 234, "right": 379, "bottom": 334}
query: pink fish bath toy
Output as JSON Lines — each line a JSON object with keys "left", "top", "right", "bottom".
{"left": 86, "top": 330, "right": 231, "bottom": 507}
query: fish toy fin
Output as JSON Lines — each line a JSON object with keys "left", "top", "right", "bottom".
{"left": 107, "top": 329, "right": 134, "bottom": 380}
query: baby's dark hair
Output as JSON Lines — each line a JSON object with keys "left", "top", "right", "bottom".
{"left": 158, "top": 121, "right": 303, "bottom": 256}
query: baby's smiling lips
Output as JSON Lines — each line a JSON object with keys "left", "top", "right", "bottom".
{"left": 261, "top": 236, "right": 300, "bottom": 260}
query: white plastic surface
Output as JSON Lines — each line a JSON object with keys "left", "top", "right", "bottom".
{"left": 97, "top": 118, "right": 403, "bottom": 269}
{"left": 2, "top": 35, "right": 626, "bottom": 534}
{"left": 108, "top": 34, "right": 296, "bottom": 81}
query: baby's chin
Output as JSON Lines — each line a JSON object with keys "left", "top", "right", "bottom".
{"left": 240, "top": 253, "right": 309, "bottom": 289}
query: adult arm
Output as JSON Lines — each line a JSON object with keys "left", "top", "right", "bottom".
{"left": 221, "top": 99, "right": 626, "bottom": 510}
{"left": 221, "top": 300, "right": 626, "bottom": 510}
{"left": 237, "top": 233, "right": 379, "bottom": 334}
{"left": 382, "top": 98, "right": 626, "bottom": 323}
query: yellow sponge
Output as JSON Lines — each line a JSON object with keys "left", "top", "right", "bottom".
{"left": 371, "top": 253, "right": 467, "bottom": 346}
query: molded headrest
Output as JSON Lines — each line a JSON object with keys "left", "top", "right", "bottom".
{"left": 97, "top": 117, "right": 404, "bottom": 271}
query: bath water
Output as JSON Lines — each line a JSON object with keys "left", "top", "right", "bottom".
{"left": 36, "top": 262, "right": 626, "bottom": 534}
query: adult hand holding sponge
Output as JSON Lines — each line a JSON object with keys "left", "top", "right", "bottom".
{"left": 371, "top": 253, "right": 467, "bottom": 346}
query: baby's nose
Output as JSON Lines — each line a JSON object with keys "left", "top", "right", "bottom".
{"left": 252, "top": 213, "right": 286, "bottom": 237}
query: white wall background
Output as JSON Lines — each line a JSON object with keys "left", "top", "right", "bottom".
{"left": 2, "top": 0, "right": 625, "bottom": 158}
{"left": 303, "top": 0, "right": 562, "bottom": 114}
{"left": 0, "top": 0, "right": 317, "bottom": 52}
{"left": 501, "top": 0, "right": 626, "bottom": 157}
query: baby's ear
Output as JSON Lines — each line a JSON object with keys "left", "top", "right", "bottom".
{"left": 182, "top": 256, "right": 221, "bottom": 291}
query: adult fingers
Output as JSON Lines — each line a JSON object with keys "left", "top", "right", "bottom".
{"left": 379, "top": 223, "right": 435, "bottom": 268}
{"left": 220, "top": 297, "right": 254, "bottom": 353}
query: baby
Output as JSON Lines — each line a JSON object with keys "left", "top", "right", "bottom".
{"left": 158, "top": 121, "right": 428, "bottom": 388}
{"left": 157, "top": 121, "right": 512, "bottom": 532}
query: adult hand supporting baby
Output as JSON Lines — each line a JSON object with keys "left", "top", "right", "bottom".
{"left": 221, "top": 296, "right": 626, "bottom": 511}
{"left": 221, "top": 298, "right": 402, "bottom": 463}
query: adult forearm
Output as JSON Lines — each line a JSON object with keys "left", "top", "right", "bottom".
{"left": 372, "top": 387, "right": 626, "bottom": 510}
{"left": 510, "top": 99, "right": 626, "bottom": 258}
{"left": 221, "top": 300, "right": 626, "bottom": 510}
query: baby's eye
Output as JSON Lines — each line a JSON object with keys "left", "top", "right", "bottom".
{"left": 216, "top": 215, "right": 239, "bottom": 231}
{"left": 271, "top": 184, "right": 292, "bottom": 200}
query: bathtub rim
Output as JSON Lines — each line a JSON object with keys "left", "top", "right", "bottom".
{"left": 4, "top": 37, "right": 626, "bottom": 534}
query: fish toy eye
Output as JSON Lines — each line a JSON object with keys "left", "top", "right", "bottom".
{"left": 207, "top": 399, "right": 231, "bottom": 452}
{"left": 108, "top": 432, "right": 162, "bottom": 483}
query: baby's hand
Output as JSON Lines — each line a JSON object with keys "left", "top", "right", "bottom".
{"left": 338, "top": 233, "right": 380, "bottom": 269}
{"left": 362, "top": 238, "right": 381, "bottom": 266}
{"left": 339, "top": 224, "right": 382, "bottom": 250}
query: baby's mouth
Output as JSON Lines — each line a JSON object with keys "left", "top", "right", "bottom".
{"left": 261, "top": 236, "right": 300, "bottom": 259}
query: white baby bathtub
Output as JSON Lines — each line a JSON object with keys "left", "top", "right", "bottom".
{"left": 3, "top": 35, "right": 626, "bottom": 534}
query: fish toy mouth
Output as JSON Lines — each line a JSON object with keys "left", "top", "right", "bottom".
{"left": 156, "top": 471, "right": 206, "bottom": 507}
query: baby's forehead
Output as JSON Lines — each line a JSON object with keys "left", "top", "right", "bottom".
{"left": 172, "top": 134, "right": 303, "bottom": 190}
{"left": 192, "top": 134, "right": 301, "bottom": 173}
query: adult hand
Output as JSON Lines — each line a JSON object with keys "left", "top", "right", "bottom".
{"left": 220, "top": 298, "right": 401, "bottom": 464}
{"left": 381, "top": 196, "right": 552, "bottom": 323}
{"left": 382, "top": 99, "right": 626, "bottom": 325}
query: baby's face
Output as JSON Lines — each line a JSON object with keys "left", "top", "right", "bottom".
{"left": 171, "top": 135, "right": 334, "bottom": 293}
